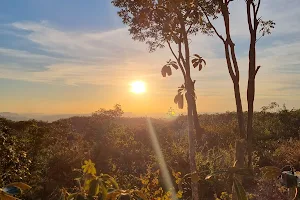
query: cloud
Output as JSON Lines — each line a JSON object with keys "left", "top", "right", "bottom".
{"left": 0, "top": 0, "right": 300, "bottom": 107}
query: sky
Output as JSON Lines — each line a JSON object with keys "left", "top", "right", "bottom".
{"left": 0, "top": 0, "right": 299, "bottom": 116}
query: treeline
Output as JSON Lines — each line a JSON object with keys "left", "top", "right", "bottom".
{"left": 0, "top": 103, "right": 299, "bottom": 199}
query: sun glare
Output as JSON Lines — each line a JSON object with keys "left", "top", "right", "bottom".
{"left": 130, "top": 81, "right": 146, "bottom": 94}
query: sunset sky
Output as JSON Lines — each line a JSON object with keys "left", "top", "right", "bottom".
{"left": 0, "top": 0, "right": 299, "bottom": 115}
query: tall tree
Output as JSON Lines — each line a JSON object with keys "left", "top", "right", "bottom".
{"left": 245, "top": 0, "right": 275, "bottom": 167}
{"left": 199, "top": 0, "right": 274, "bottom": 198}
{"left": 200, "top": 0, "right": 247, "bottom": 173}
{"left": 112, "top": 0, "right": 215, "bottom": 199}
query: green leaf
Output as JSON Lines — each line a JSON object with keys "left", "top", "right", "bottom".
{"left": 67, "top": 193, "right": 79, "bottom": 200}
{"left": 99, "top": 181, "right": 108, "bottom": 199}
{"left": 233, "top": 178, "right": 247, "bottom": 200}
{"left": 88, "top": 179, "right": 100, "bottom": 197}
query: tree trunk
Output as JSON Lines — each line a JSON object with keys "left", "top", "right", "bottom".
{"left": 186, "top": 83, "right": 199, "bottom": 200}
{"left": 190, "top": 83, "right": 203, "bottom": 141}
{"left": 232, "top": 139, "right": 247, "bottom": 200}
{"left": 247, "top": 38, "right": 256, "bottom": 168}
{"left": 233, "top": 82, "right": 247, "bottom": 139}
{"left": 246, "top": 0, "right": 258, "bottom": 168}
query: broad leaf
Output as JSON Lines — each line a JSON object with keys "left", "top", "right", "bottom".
{"left": 88, "top": 179, "right": 100, "bottom": 196}
{"left": 161, "top": 65, "right": 172, "bottom": 77}
{"left": 192, "top": 54, "right": 206, "bottom": 71}
{"left": 233, "top": 178, "right": 247, "bottom": 200}
{"left": 174, "top": 93, "right": 184, "bottom": 109}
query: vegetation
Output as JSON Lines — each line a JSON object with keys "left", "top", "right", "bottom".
{"left": 0, "top": 103, "right": 299, "bottom": 199}
{"left": 111, "top": 0, "right": 276, "bottom": 198}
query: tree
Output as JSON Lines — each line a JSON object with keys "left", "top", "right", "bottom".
{"left": 199, "top": 0, "right": 274, "bottom": 198}
{"left": 112, "top": 0, "right": 216, "bottom": 199}
{"left": 245, "top": 0, "right": 275, "bottom": 167}
{"left": 200, "top": 0, "right": 274, "bottom": 163}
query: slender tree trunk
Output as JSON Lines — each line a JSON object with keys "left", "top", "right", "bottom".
{"left": 178, "top": 14, "right": 200, "bottom": 199}
{"left": 186, "top": 82, "right": 199, "bottom": 200}
{"left": 233, "top": 82, "right": 246, "bottom": 139}
{"left": 246, "top": 0, "right": 258, "bottom": 168}
{"left": 190, "top": 82, "right": 203, "bottom": 141}
{"left": 247, "top": 36, "right": 256, "bottom": 168}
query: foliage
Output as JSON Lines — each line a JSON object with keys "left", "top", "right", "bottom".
{"left": 0, "top": 103, "right": 300, "bottom": 199}
{"left": 112, "top": 0, "right": 215, "bottom": 52}
{"left": 60, "top": 160, "right": 137, "bottom": 200}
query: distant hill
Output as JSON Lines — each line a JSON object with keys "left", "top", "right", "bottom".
{"left": 0, "top": 112, "right": 169, "bottom": 122}
{"left": 0, "top": 112, "right": 90, "bottom": 122}
{"left": 0, "top": 112, "right": 29, "bottom": 121}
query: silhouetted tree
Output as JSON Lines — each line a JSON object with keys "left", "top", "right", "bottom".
{"left": 199, "top": 0, "right": 274, "bottom": 198}
{"left": 245, "top": 0, "right": 275, "bottom": 168}
{"left": 112, "top": 0, "right": 217, "bottom": 198}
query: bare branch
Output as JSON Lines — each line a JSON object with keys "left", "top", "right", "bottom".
{"left": 167, "top": 40, "right": 186, "bottom": 79}
{"left": 183, "top": 10, "right": 192, "bottom": 20}
{"left": 254, "top": 65, "right": 261, "bottom": 77}
{"left": 224, "top": 43, "right": 236, "bottom": 81}
{"left": 228, "top": 40, "right": 240, "bottom": 81}
{"left": 226, "top": 0, "right": 234, "bottom": 6}
{"left": 200, "top": 6, "right": 225, "bottom": 43}
{"left": 255, "top": 0, "right": 261, "bottom": 16}
{"left": 187, "top": 23, "right": 193, "bottom": 33}
{"left": 167, "top": 40, "right": 179, "bottom": 60}
{"left": 246, "top": 1, "right": 254, "bottom": 33}
{"left": 177, "top": 34, "right": 186, "bottom": 66}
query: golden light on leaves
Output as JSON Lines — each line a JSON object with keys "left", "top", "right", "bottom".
{"left": 82, "top": 159, "right": 96, "bottom": 175}
{"left": 130, "top": 81, "right": 146, "bottom": 94}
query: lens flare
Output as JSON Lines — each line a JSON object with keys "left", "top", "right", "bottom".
{"left": 147, "top": 118, "right": 178, "bottom": 200}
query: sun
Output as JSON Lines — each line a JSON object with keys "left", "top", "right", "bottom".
{"left": 130, "top": 81, "right": 146, "bottom": 94}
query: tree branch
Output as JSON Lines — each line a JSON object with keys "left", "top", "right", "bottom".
{"left": 201, "top": 6, "right": 225, "bottom": 43}
{"left": 255, "top": 0, "right": 261, "bottom": 16}
{"left": 246, "top": 1, "right": 254, "bottom": 33}
{"left": 167, "top": 40, "right": 187, "bottom": 79}
{"left": 226, "top": 0, "right": 234, "bottom": 6}
{"left": 254, "top": 65, "right": 261, "bottom": 77}
{"left": 167, "top": 40, "right": 179, "bottom": 60}
{"left": 177, "top": 34, "right": 186, "bottom": 66}
{"left": 187, "top": 22, "right": 193, "bottom": 33}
